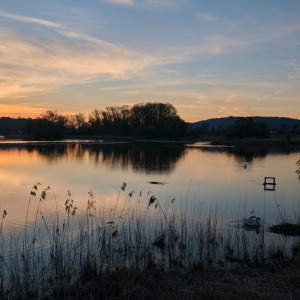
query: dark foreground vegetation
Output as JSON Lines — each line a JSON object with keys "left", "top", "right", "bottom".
{"left": 1, "top": 182, "right": 300, "bottom": 299}
{"left": 52, "top": 258, "right": 300, "bottom": 300}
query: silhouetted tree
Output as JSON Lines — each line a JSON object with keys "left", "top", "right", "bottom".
{"left": 226, "top": 117, "right": 269, "bottom": 138}
{"left": 67, "top": 113, "right": 90, "bottom": 135}
{"left": 0, "top": 117, "right": 27, "bottom": 135}
{"left": 130, "top": 102, "right": 186, "bottom": 138}
{"left": 88, "top": 109, "right": 102, "bottom": 135}
{"left": 32, "top": 110, "right": 67, "bottom": 138}
{"left": 25, "top": 103, "right": 186, "bottom": 139}
{"left": 24, "top": 118, "right": 35, "bottom": 136}
{"left": 101, "top": 105, "right": 131, "bottom": 135}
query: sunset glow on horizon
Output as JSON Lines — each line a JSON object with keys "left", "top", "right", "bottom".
{"left": 0, "top": 1, "right": 300, "bottom": 122}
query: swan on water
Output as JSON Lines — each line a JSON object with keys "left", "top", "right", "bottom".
{"left": 242, "top": 215, "right": 261, "bottom": 227}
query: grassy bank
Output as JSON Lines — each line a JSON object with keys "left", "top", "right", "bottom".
{"left": 62, "top": 259, "right": 300, "bottom": 299}
{"left": 1, "top": 183, "right": 300, "bottom": 299}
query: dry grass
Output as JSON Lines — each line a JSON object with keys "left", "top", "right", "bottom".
{"left": 49, "top": 258, "right": 300, "bottom": 300}
{"left": 1, "top": 183, "right": 300, "bottom": 299}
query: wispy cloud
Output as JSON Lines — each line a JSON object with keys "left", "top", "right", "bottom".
{"left": 195, "top": 12, "right": 216, "bottom": 22}
{"left": 197, "top": 35, "right": 248, "bottom": 55}
{"left": 0, "top": 2, "right": 299, "bottom": 120}
{"left": 218, "top": 105, "right": 248, "bottom": 117}
{"left": 0, "top": 11, "right": 183, "bottom": 101}
{"left": 0, "top": 10, "right": 63, "bottom": 29}
{"left": 0, "top": 31, "right": 152, "bottom": 95}
{"left": 101, "top": 0, "right": 185, "bottom": 9}
{"left": 288, "top": 62, "right": 300, "bottom": 79}
{"left": 101, "top": 0, "right": 134, "bottom": 5}
{"left": 144, "top": 0, "right": 183, "bottom": 7}
{"left": 0, "top": 102, "right": 47, "bottom": 117}
{"left": 2, "top": 10, "right": 245, "bottom": 103}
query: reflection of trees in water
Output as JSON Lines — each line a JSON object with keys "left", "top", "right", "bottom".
{"left": 23, "top": 143, "right": 186, "bottom": 175}
{"left": 84, "top": 143, "right": 186, "bottom": 174}
{"left": 196, "top": 146, "right": 267, "bottom": 163}
{"left": 27, "top": 144, "right": 69, "bottom": 160}
{"left": 198, "top": 145, "right": 300, "bottom": 167}
{"left": 131, "top": 144, "right": 186, "bottom": 174}
{"left": 225, "top": 146, "right": 268, "bottom": 163}
{"left": 226, "top": 146, "right": 300, "bottom": 164}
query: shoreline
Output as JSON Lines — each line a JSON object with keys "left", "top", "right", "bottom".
{"left": 209, "top": 136, "right": 300, "bottom": 147}
{"left": 1, "top": 133, "right": 300, "bottom": 155}
{"left": 2, "top": 134, "right": 300, "bottom": 147}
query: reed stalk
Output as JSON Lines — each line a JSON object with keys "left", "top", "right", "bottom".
{"left": 1, "top": 182, "right": 299, "bottom": 299}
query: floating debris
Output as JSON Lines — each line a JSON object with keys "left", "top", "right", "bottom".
{"left": 263, "top": 177, "right": 276, "bottom": 191}
{"left": 148, "top": 181, "right": 166, "bottom": 185}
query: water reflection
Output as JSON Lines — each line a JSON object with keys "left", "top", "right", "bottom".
{"left": 190, "top": 143, "right": 300, "bottom": 165}
{"left": 192, "top": 145, "right": 268, "bottom": 162}
{"left": 227, "top": 146, "right": 268, "bottom": 163}
{"left": 0, "top": 141, "right": 299, "bottom": 245}
{"left": 3, "top": 141, "right": 299, "bottom": 176}
{"left": 2, "top": 142, "right": 187, "bottom": 175}
{"left": 26, "top": 144, "right": 69, "bottom": 160}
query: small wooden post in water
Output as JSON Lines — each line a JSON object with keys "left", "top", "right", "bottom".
{"left": 263, "top": 177, "right": 276, "bottom": 191}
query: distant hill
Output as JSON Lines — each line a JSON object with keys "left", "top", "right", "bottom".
{"left": 190, "top": 116, "right": 300, "bottom": 132}
{"left": 0, "top": 117, "right": 29, "bottom": 135}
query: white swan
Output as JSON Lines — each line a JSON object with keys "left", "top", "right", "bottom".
{"left": 242, "top": 216, "right": 261, "bottom": 227}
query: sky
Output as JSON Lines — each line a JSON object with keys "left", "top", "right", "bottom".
{"left": 0, "top": 0, "right": 299, "bottom": 122}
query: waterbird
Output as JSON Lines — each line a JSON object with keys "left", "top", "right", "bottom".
{"left": 242, "top": 216, "right": 261, "bottom": 227}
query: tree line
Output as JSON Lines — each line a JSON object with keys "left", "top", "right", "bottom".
{"left": 24, "top": 102, "right": 187, "bottom": 139}
{"left": 189, "top": 117, "right": 270, "bottom": 139}
{"left": 1, "top": 102, "right": 274, "bottom": 140}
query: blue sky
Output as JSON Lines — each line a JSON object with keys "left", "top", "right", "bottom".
{"left": 0, "top": 0, "right": 299, "bottom": 121}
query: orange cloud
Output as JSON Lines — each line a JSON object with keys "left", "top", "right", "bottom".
{"left": 0, "top": 103, "right": 45, "bottom": 118}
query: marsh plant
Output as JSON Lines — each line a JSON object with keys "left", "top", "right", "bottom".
{"left": 0, "top": 182, "right": 298, "bottom": 299}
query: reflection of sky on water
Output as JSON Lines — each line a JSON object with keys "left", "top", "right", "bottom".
{"left": 0, "top": 142, "right": 299, "bottom": 238}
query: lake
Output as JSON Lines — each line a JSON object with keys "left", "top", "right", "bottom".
{"left": 1, "top": 140, "right": 299, "bottom": 231}
{"left": 0, "top": 140, "right": 300, "bottom": 263}
{"left": 0, "top": 139, "right": 300, "bottom": 295}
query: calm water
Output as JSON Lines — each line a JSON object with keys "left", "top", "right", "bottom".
{"left": 0, "top": 140, "right": 299, "bottom": 237}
